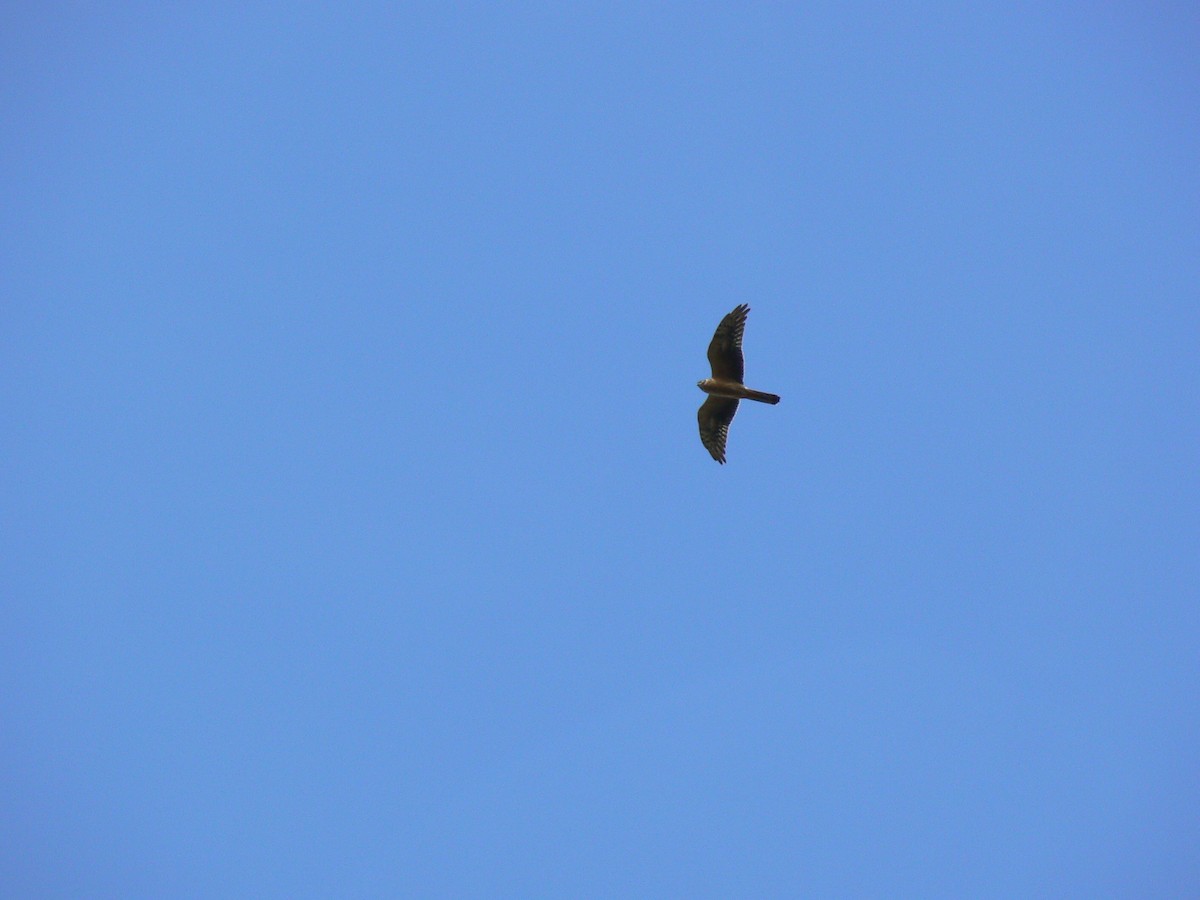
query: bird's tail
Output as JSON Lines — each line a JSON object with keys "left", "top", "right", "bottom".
{"left": 744, "top": 388, "right": 780, "bottom": 405}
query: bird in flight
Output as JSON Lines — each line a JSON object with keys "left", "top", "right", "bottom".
{"left": 697, "top": 304, "right": 780, "bottom": 464}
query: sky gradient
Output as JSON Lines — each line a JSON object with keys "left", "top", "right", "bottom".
{"left": 4, "top": 3, "right": 1198, "bottom": 896}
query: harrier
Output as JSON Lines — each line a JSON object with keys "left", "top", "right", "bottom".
{"left": 697, "top": 304, "right": 780, "bottom": 464}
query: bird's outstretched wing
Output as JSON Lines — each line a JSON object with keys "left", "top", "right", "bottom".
{"left": 707, "top": 303, "right": 749, "bottom": 383}
{"left": 698, "top": 396, "right": 740, "bottom": 464}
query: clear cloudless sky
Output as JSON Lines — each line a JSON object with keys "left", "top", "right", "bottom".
{"left": 3, "top": 3, "right": 1198, "bottom": 896}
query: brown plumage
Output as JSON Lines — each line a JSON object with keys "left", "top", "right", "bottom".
{"left": 697, "top": 304, "right": 780, "bottom": 464}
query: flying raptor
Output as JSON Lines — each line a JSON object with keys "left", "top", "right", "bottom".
{"left": 697, "top": 304, "right": 780, "bottom": 464}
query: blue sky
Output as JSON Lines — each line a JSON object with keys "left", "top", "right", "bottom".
{"left": 3, "top": 3, "right": 1197, "bottom": 896}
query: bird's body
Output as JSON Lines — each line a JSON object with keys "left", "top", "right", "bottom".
{"left": 697, "top": 378, "right": 781, "bottom": 405}
{"left": 696, "top": 304, "right": 779, "bottom": 464}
